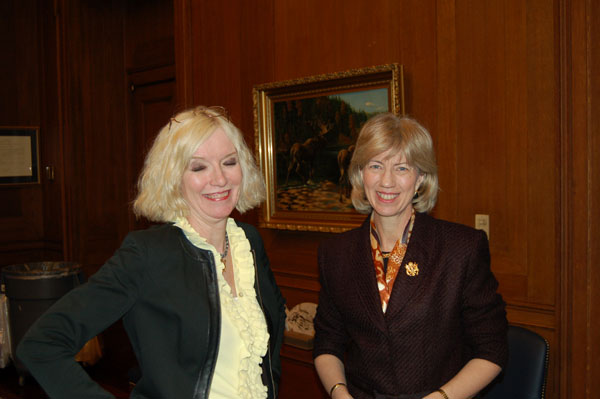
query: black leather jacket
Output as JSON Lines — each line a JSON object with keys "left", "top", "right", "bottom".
{"left": 18, "top": 222, "right": 286, "bottom": 398}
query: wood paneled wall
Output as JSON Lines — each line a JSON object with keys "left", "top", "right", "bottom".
{"left": 175, "top": 1, "right": 599, "bottom": 398}
{"left": 1, "top": 0, "right": 598, "bottom": 398}
{"left": 0, "top": 0, "right": 63, "bottom": 266}
{"left": 0, "top": 0, "right": 174, "bottom": 267}
{"left": 54, "top": 0, "right": 176, "bottom": 382}
{"left": 1, "top": 0, "right": 175, "bottom": 390}
{"left": 565, "top": 1, "right": 600, "bottom": 397}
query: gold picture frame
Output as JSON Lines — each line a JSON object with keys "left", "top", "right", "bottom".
{"left": 253, "top": 64, "right": 404, "bottom": 232}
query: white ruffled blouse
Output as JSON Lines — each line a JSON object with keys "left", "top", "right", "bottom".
{"left": 175, "top": 217, "right": 269, "bottom": 399}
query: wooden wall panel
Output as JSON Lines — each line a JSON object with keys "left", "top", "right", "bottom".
{"left": 56, "top": 0, "right": 175, "bottom": 274}
{"left": 279, "top": 345, "right": 327, "bottom": 398}
{"left": 178, "top": 0, "right": 571, "bottom": 397}
{"left": 271, "top": 0, "right": 438, "bottom": 122}
{"left": 588, "top": 2, "right": 600, "bottom": 395}
{"left": 589, "top": 62, "right": 600, "bottom": 399}
{"left": 0, "top": 1, "right": 41, "bottom": 123}
{"left": 0, "top": 0, "right": 42, "bottom": 257}
{"left": 522, "top": 0, "right": 559, "bottom": 307}
{"left": 239, "top": 0, "right": 274, "bottom": 155}
{"left": 125, "top": 0, "right": 175, "bottom": 71}
{"left": 564, "top": 0, "right": 600, "bottom": 397}
{"left": 54, "top": 0, "right": 175, "bottom": 387}
{"left": 561, "top": 1, "right": 584, "bottom": 396}
{"left": 187, "top": 1, "right": 244, "bottom": 118}
{"left": 261, "top": 228, "right": 327, "bottom": 308}
{"left": 1, "top": 0, "right": 596, "bottom": 397}
{"left": 56, "top": 0, "right": 130, "bottom": 275}
{"left": 127, "top": 67, "right": 176, "bottom": 230}
{"left": 0, "top": 0, "right": 62, "bottom": 267}
{"left": 125, "top": 0, "right": 176, "bottom": 232}
{"left": 38, "top": 1, "right": 66, "bottom": 258}
{"left": 434, "top": 0, "right": 459, "bottom": 220}
{"left": 452, "top": 0, "right": 559, "bottom": 307}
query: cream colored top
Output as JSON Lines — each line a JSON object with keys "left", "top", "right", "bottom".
{"left": 175, "top": 217, "right": 269, "bottom": 399}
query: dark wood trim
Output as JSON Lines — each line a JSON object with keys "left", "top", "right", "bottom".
{"left": 173, "top": 0, "right": 194, "bottom": 109}
{"left": 558, "top": 0, "right": 572, "bottom": 396}
{"left": 128, "top": 64, "right": 175, "bottom": 82}
{"left": 559, "top": 0, "right": 600, "bottom": 397}
{"left": 54, "top": 0, "right": 71, "bottom": 261}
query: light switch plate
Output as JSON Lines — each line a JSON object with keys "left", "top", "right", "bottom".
{"left": 475, "top": 214, "right": 490, "bottom": 239}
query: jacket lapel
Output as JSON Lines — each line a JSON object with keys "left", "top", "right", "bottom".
{"left": 385, "top": 212, "right": 434, "bottom": 321}
{"left": 351, "top": 217, "right": 388, "bottom": 333}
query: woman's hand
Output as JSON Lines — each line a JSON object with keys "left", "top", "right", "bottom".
{"left": 421, "top": 358, "right": 501, "bottom": 399}
{"left": 314, "top": 354, "right": 354, "bottom": 399}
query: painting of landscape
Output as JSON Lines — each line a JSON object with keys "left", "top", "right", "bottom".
{"left": 272, "top": 88, "right": 389, "bottom": 213}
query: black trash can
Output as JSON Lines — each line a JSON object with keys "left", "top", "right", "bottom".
{"left": 1, "top": 261, "right": 83, "bottom": 384}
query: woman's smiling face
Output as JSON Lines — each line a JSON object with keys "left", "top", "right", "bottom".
{"left": 181, "top": 127, "right": 242, "bottom": 228}
{"left": 361, "top": 149, "right": 423, "bottom": 221}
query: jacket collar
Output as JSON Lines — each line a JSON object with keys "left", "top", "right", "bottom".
{"left": 385, "top": 212, "right": 434, "bottom": 321}
{"left": 352, "top": 212, "right": 435, "bottom": 332}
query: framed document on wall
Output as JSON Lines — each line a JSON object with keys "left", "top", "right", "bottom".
{"left": 0, "top": 127, "right": 40, "bottom": 185}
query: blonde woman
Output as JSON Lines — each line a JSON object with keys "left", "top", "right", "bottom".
{"left": 18, "top": 106, "right": 286, "bottom": 399}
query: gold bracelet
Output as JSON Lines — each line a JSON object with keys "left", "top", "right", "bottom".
{"left": 436, "top": 388, "right": 449, "bottom": 399}
{"left": 329, "top": 382, "right": 346, "bottom": 397}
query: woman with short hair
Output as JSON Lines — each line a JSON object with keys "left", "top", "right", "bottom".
{"left": 313, "top": 113, "right": 507, "bottom": 399}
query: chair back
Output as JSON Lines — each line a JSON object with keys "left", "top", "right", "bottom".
{"left": 481, "top": 325, "right": 549, "bottom": 399}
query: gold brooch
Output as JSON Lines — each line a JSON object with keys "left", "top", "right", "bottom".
{"left": 405, "top": 262, "right": 419, "bottom": 276}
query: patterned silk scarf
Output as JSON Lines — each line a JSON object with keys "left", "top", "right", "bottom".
{"left": 370, "top": 210, "right": 416, "bottom": 313}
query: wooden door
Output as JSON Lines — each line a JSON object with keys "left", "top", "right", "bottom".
{"left": 127, "top": 65, "right": 176, "bottom": 231}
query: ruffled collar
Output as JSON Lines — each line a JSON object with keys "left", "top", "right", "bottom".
{"left": 174, "top": 217, "right": 255, "bottom": 295}
{"left": 174, "top": 217, "right": 269, "bottom": 398}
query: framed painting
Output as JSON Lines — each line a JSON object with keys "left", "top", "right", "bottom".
{"left": 253, "top": 64, "right": 404, "bottom": 232}
{"left": 0, "top": 127, "right": 40, "bottom": 185}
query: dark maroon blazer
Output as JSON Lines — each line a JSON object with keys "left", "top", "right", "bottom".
{"left": 313, "top": 212, "right": 508, "bottom": 398}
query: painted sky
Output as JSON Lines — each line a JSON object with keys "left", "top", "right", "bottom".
{"left": 331, "top": 87, "right": 389, "bottom": 113}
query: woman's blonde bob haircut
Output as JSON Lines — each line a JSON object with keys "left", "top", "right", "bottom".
{"left": 133, "top": 106, "right": 266, "bottom": 222}
{"left": 349, "top": 113, "right": 439, "bottom": 214}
